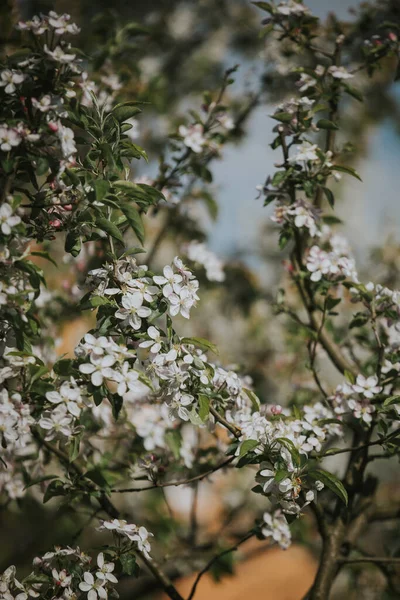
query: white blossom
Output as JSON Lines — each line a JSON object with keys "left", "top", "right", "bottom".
{"left": 0, "top": 70, "right": 25, "bottom": 95}
{"left": 178, "top": 124, "right": 205, "bottom": 153}
{"left": 0, "top": 204, "right": 21, "bottom": 235}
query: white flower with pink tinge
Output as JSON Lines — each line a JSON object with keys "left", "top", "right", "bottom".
{"left": 38, "top": 405, "right": 73, "bottom": 441}
{"left": 352, "top": 374, "right": 382, "bottom": 399}
{"left": 99, "top": 520, "right": 153, "bottom": 558}
{"left": 0, "top": 126, "right": 21, "bottom": 152}
{"left": 139, "top": 326, "right": 162, "bottom": 354}
{"left": 0, "top": 70, "right": 25, "bottom": 94}
{"left": 328, "top": 66, "right": 354, "bottom": 80}
{"left": 115, "top": 293, "right": 151, "bottom": 330}
{"left": 178, "top": 123, "right": 206, "bottom": 153}
{"left": 96, "top": 553, "right": 118, "bottom": 584}
{"left": 79, "top": 572, "right": 107, "bottom": 600}
{"left": 0, "top": 204, "right": 21, "bottom": 235}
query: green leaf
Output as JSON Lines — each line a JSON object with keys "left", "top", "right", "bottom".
{"left": 343, "top": 84, "right": 364, "bottom": 102}
{"left": 383, "top": 395, "right": 400, "bottom": 407}
{"left": 243, "top": 388, "right": 260, "bottom": 411}
{"left": 93, "top": 179, "right": 110, "bottom": 202}
{"left": 239, "top": 439, "right": 259, "bottom": 458}
{"left": 276, "top": 437, "right": 301, "bottom": 467}
{"left": 120, "top": 203, "right": 145, "bottom": 245}
{"left": 344, "top": 370, "right": 356, "bottom": 384}
{"left": 69, "top": 433, "right": 82, "bottom": 463}
{"left": 121, "top": 247, "right": 146, "bottom": 257}
{"left": 320, "top": 186, "right": 335, "bottom": 208}
{"left": 198, "top": 394, "right": 210, "bottom": 421}
{"left": 317, "top": 119, "right": 339, "bottom": 130}
{"left": 181, "top": 337, "right": 219, "bottom": 355}
{"left": 29, "top": 251, "right": 57, "bottom": 267}
{"left": 24, "top": 475, "right": 58, "bottom": 490}
{"left": 326, "top": 296, "right": 341, "bottom": 310}
{"left": 252, "top": 1, "right": 272, "bottom": 11}
{"left": 43, "top": 479, "right": 66, "bottom": 503}
{"left": 332, "top": 165, "right": 362, "bottom": 182}
{"left": 65, "top": 231, "right": 82, "bottom": 257}
{"left": 271, "top": 111, "right": 293, "bottom": 123}
{"left": 112, "top": 102, "right": 142, "bottom": 122}
{"left": 96, "top": 216, "right": 124, "bottom": 243}
{"left": 165, "top": 430, "right": 181, "bottom": 459}
{"left": 120, "top": 554, "right": 138, "bottom": 576}
{"left": 308, "top": 468, "right": 348, "bottom": 505}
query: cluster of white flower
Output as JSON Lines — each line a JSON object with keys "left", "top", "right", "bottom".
{"left": 184, "top": 240, "right": 225, "bottom": 282}
{"left": 99, "top": 519, "right": 153, "bottom": 558}
{"left": 297, "top": 64, "right": 353, "bottom": 92}
{"left": 289, "top": 141, "right": 333, "bottom": 172}
{"left": 275, "top": 96, "right": 315, "bottom": 115}
{"left": 0, "top": 545, "right": 120, "bottom": 599}
{"left": 271, "top": 199, "right": 320, "bottom": 237}
{"left": 0, "top": 389, "right": 34, "bottom": 455}
{"left": 179, "top": 123, "right": 206, "bottom": 153}
{"left": 17, "top": 12, "right": 81, "bottom": 36}
{"left": 306, "top": 244, "right": 358, "bottom": 283}
{"left": 38, "top": 378, "right": 89, "bottom": 441}
{"left": 330, "top": 374, "right": 382, "bottom": 424}
{"left": 276, "top": 0, "right": 310, "bottom": 16}
{"left": 261, "top": 510, "right": 292, "bottom": 549}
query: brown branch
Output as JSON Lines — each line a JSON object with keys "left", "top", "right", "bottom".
{"left": 110, "top": 457, "right": 234, "bottom": 493}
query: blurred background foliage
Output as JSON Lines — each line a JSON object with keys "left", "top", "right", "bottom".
{"left": 2, "top": 1, "right": 400, "bottom": 598}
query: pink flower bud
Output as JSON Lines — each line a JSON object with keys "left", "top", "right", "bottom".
{"left": 389, "top": 32, "right": 398, "bottom": 42}
{"left": 270, "top": 405, "right": 283, "bottom": 415}
{"left": 49, "top": 219, "right": 62, "bottom": 228}
{"left": 48, "top": 122, "right": 58, "bottom": 132}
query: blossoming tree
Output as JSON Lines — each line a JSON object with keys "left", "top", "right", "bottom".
{"left": 1, "top": 2, "right": 400, "bottom": 599}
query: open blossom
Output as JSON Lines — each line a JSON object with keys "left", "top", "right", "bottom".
{"left": 52, "top": 568, "right": 72, "bottom": 588}
{"left": 32, "top": 95, "right": 55, "bottom": 112}
{"left": 114, "top": 362, "right": 140, "bottom": 397}
{"left": 48, "top": 11, "right": 80, "bottom": 35}
{"left": 115, "top": 293, "right": 152, "bottom": 330}
{"left": 184, "top": 240, "right": 225, "bottom": 282}
{"left": 179, "top": 123, "right": 205, "bottom": 153}
{"left": 39, "top": 405, "right": 73, "bottom": 441}
{"left": 17, "top": 16, "right": 47, "bottom": 35}
{"left": 0, "top": 70, "right": 25, "bottom": 95}
{"left": 328, "top": 66, "right": 353, "bottom": 79}
{"left": 57, "top": 123, "right": 77, "bottom": 158}
{"left": 287, "top": 201, "right": 320, "bottom": 237}
{"left": 276, "top": 0, "right": 309, "bottom": 15}
{"left": 79, "top": 354, "right": 116, "bottom": 386}
{"left": 79, "top": 572, "right": 107, "bottom": 600}
{"left": 289, "top": 141, "right": 319, "bottom": 165}
{"left": 0, "top": 125, "right": 22, "bottom": 151}
{"left": 261, "top": 510, "right": 292, "bottom": 549}
{"left": 348, "top": 399, "right": 375, "bottom": 424}
{"left": 139, "top": 326, "right": 162, "bottom": 354}
{"left": 96, "top": 553, "right": 118, "bottom": 584}
{"left": 46, "top": 379, "right": 83, "bottom": 417}
{"left": 154, "top": 265, "right": 183, "bottom": 297}
{"left": 0, "top": 204, "right": 21, "bottom": 235}
{"left": 99, "top": 520, "right": 153, "bottom": 558}
{"left": 352, "top": 374, "right": 382, "bottom": 399}
{"left": 44, "top": 45, "right": 76, "bottom": 63}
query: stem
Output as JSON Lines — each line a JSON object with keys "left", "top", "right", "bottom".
{"left": 186, "top": 531, "right": 255, "bottom": 600}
